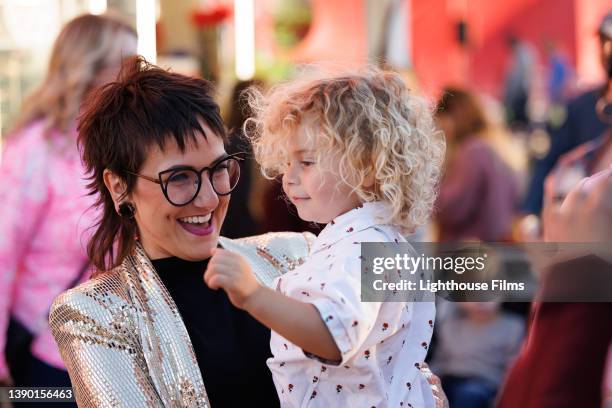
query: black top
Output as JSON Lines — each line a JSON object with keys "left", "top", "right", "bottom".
{"left": 152, "top": 256, "right": 279, "bottom": 408}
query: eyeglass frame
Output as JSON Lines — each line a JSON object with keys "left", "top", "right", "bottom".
{"left": 124, "top": 153, "right": 243, "bottom": 207}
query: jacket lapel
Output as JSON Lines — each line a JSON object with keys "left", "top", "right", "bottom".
{"left": 123, "top": 242, "right": 209, "bottom": 407}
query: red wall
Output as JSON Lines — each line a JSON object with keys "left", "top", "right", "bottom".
{"left": 291, "top": 0, "right": 367, "bottom": 65}
{"left": 411, "top": 0, "right": 596, "bottom": 98}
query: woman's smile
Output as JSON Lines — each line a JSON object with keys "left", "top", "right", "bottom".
{"left": 177, "top": 212, "right": 215, "bottom": 236}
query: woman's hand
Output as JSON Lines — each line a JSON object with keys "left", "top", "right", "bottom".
{"left": 204, "top": 248, "right": 262, "bottom": 310}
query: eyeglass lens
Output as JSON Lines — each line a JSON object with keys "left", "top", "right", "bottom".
{"left": 163, "top": 157, "right": 240, "bottom": 205}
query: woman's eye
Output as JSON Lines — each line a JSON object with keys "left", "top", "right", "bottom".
{"left": 301, "top": 161, "right": 314, "bottom": 167}
{"left": 167, "top": 171, "right": 191, "bottom": 184}
{"left": 215, "top": 163, "right": 229, "bottom": 171}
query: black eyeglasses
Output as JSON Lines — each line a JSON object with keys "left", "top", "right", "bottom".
{"left": 126, "top": 154, "right": 242, "bottom": 206}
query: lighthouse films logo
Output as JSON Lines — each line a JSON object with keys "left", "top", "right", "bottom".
{"left": 361, "top": 242, "right": 612, "bottom": 302}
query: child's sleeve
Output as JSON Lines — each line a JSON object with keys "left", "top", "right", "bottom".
{"left": 303, "top": 253, "right": 383, "bottom": 366}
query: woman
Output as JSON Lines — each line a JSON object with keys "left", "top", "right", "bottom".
{"left": 0, "top": 13, "right": 136, "bottom": 391}
{"left": 434, "top": 87, "right": 518, "bottom": 242}
{"left": 49, "top": 56, "right": 313, "bottom": 407}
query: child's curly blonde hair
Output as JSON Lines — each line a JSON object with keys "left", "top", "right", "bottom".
{"left": 245, "top": 66, "right": 445, "bottom": 233}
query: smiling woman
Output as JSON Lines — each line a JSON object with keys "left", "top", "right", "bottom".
{"left": 77, "top": 56, "right": 229, "bottom": 268}
{"left": 101, "top": 127, "right": 233, "bottom": 262}
{"left": 48, "top": 56, "right": 313, "bottom": 407}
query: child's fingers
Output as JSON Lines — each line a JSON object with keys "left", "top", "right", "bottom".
{"left": 203, "top": 264, "right": 225, "bottom": 287}
{"left": 208, "top": 250, "right": 233, "bottom": 269}
{"left": 210, "top": 247, "right": 236, "bottom": 260}
{"left": 210, "top": 251, "right": 247, "bottom": 272}
{"left": 203, "top": 265, "right": 214, "bottom": 287}
{"left": 206, "top": 274, "right": 220, "bottom": 290}
{"left": 205, "top": 270, "right": 230, "bottom": 291}
{"left": 208, "top": 258, "right": 236, "bottom": 273}
{"left": 210, "top": 248, "right": 239, "bottom": 264}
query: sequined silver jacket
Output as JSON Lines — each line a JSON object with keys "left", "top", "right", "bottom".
{"left": 49, "top": 232, "right": 314, "bottom": 408}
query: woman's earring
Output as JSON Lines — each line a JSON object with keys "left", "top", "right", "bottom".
{"left": 118, "top": 202, "right": 136, "bottom": 219}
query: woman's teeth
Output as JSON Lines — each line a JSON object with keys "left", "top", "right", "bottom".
{"left": 179, "top": 214, "right": 212, "bottom": 224}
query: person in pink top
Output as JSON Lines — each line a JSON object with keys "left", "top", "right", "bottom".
{"left": 434, "top": 87, "right": 519, "bottom": 242}
{"left": 0, "top": 14, "right": 136, "bottom": 393}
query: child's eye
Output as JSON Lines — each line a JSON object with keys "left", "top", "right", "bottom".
{"left": 301, "top": 161, "right": 315, "bottom": 167}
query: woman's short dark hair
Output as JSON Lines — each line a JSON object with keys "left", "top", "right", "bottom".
{"left": 78, "top": 55, "right": 227, "bottom": 271}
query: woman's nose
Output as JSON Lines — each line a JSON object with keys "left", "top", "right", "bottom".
{"left": 192, "top": 177, "right": 219, "bottom": 209}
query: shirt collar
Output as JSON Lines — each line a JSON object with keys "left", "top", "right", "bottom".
{"left": 311, "top": 201, "right": 390, "bottom": 254}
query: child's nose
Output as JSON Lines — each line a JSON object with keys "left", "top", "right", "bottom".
{"left": 282, "top": 173, "right": 296, "bottom": 187}
{"left": 283, "top": 164, "right": 300, "bottom": 185}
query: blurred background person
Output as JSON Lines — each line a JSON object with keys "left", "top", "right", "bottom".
{"left": 434, "top": 87, "right": 519, "bottom": 242}
{"left": 541, "top": 17, "right": 612, "bottom": 199}
{"left": 503, "top": 35, "right": 536, "bottom": 131}
{"left": 221, "top": 79, "right": 262, "bottom": 238}
{"left": 429, "top": 301, "right": 524, "bottom": 408}
{"left": 520, "top": 11, "right": 612, "bottom": 237}
{"left": 498, "top": 167, "right": 612, "bottom": 407}
{"left": 0, "top": 13, "right": 136, "bottom": 396}
{"left": 544, "top": 39, "right": 573, "bottom": 108}
{"left": 544, "top": 125, "right": 611, "bottom": 204}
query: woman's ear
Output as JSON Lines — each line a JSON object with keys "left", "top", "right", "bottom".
{"left": 103, "top": 169, "right": 128, "bottom": 211}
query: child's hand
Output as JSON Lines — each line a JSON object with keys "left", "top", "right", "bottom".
{"left": 204, "top": 248, "right": 262, "bottom": 310}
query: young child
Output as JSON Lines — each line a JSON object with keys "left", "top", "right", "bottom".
{"left": 205, "top": 67, "right": 445, "bottom": 407}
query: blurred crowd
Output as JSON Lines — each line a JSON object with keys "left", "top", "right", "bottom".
{"left": 0, "top": 8, "right": 611, "bottom": 408}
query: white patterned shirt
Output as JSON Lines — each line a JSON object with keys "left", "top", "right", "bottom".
{"left": 268, "top": 202, "right": 436, "bottom": 407}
